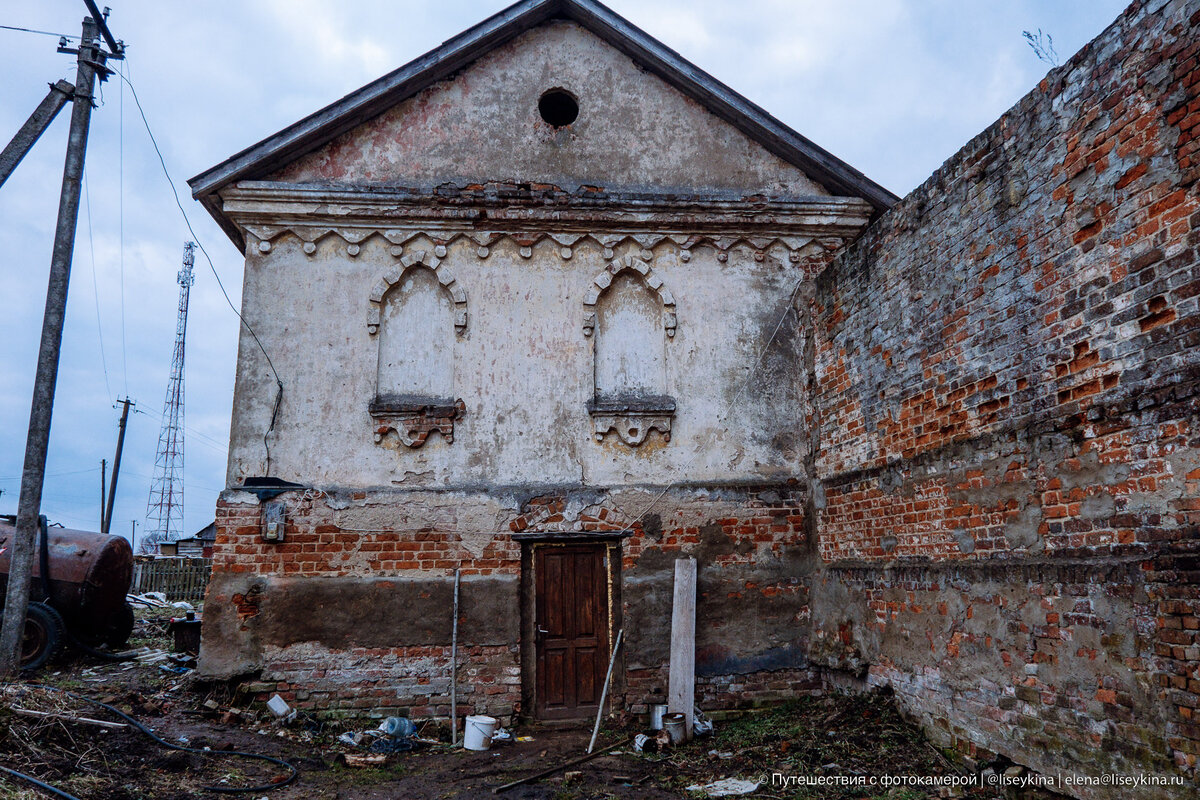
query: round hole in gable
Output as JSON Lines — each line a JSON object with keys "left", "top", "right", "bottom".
{"left": 538, "top": 89, "right": 579, "bottom": 127}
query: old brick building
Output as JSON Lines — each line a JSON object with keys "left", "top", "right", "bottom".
{"left": 191, "top": 0, "right": 1198, "bottom": 796}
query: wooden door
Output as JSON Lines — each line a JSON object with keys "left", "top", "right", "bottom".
{"left": 534, "top": 544, "right": 609, "bottom": 720}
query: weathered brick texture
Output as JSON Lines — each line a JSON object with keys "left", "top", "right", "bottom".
{"left": 205, "top": 482, "right": 816, "bottom": 723}
{"left": 812, "top": 0, "right": 1200, "bottom": 795}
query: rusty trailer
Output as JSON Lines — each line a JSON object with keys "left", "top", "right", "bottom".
{"left": 0, "top": 515, "right": 134, "bottom": 669}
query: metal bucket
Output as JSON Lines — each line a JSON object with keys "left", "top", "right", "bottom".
{"left": 649, "top": 703, "right": 668, "bottom": 730}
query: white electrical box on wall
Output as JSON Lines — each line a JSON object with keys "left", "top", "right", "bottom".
{"left": 262, "top": 501, "right": 286, "bottom": 543}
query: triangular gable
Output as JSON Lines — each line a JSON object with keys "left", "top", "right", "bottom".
{"left": 190, "top": 0, "right": 896, "bottom": 247}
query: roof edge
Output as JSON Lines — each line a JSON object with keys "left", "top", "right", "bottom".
{"left": 557, "top": 1, "right": 898, "bottom": 212}
{"left": 189, "top": 0, "right": 896, "bottom": 238}
{"left": 188, "top": 0, "right": 568, "bottom": 199}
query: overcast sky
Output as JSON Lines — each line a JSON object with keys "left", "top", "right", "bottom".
{"left": 0, "top": 0, "right": 1128, "bottom": 544}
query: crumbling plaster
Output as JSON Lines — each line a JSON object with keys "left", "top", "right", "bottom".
{"left": 272, "top": 20, "right": 828, "bottom": 199}
{"left": 225, "top": 230, "right": 832, "bottom": 489}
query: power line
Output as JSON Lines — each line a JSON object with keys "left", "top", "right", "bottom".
{"left": 82, "top": 169, "right": 112, "bottom": 400}
{"left": 133, "top": 405, "right": 229, "bottom": 453}
{"left": 116, "top": 63, "right": 285, "bottom": 470}
{"left": 118, "top": 59, "right": 128, "bottom": 395}
{"left": 0, "top": 467, "right": 100, "bottom": 482}
{"left": 125, "top": 471, "right": 225, "bottom": 494}
{"left": 0, "top": 24, "right": 76, "bottom": 39}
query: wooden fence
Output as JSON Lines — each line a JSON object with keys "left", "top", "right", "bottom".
{"left": 131, "top": 557, "right": 212, "bottom": 605}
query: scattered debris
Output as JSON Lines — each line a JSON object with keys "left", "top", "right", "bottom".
{"left": 127, "top": 591, "right": 170, "bottom": 608}
{"left": 492, "top": 736, "right": 635, "bottom": 794}
{"left": 663, "top": 712, "right": 688, "bottom": 745}
{"left": 685, "top": 777, "right": 760, "bottom": 796}
{"left": 266, "top": 693, "right": 290, "bottom": 717}
{"left": 10, "top": 706, "right": 128, "bottom": 730}
{"left": 332, "top": 715, "right": 429, "bottom": 756}
{"left": 381, "top": 716, "right": 416, "bottom": 739}
{"left": 265, "top": 693, "right": 297, "bottom": 724}
{"left": 633, "top": 730, "right": 671, "bottom": 753}
{"left": 1, "top": 620, "right": 966, "bottom": 798}
{"left": 342, "top": 753, "right": 387, "bottom": 768}
{"left": 663, "top": 690, "right": 960, "bottom": 798}
{"left": 167, "top": 613, "right": 202, "bottom": 653}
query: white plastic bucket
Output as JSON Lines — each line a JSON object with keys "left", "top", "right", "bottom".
{"left": 663, "top": 712, "right": 687, "bottom": 745}
{"left": 463, "top": 714, "right": 499, "bottom": 750}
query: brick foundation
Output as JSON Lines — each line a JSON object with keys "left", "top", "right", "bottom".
{"left": 201, "top": 482, "right": 819, "bottom": 723}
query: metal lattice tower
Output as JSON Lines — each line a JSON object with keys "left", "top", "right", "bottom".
{"left": 145, "top": 242, "right": 194, "bottom": 552}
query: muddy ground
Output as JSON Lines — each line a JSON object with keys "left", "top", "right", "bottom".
{"left": 0, "top": 614, "right": 1044, "bottom": 800}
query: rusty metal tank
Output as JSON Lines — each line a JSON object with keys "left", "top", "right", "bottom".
{"left": 0, "top": 516, "right": 133, "bottom": 644}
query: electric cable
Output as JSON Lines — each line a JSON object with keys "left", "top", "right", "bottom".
{"left": 12, "top": 684, "right": 298, "bottom": 793}
{"left": 115, "top": 64, "right": 285, "bottom": 470}
{"left": 0, "top": 468, "right": 100, "bottom": 482}
{"left": 118, "top": 60, "right": 128, "bottom": 396}
{"left": 132, "top": 405, "right": 230, "bottom": 453}
{"left": 0, "top": 24, "right": 75, "bottom": 39}
{"left": 82, "top": 169, "right": 113, "bottom": 400}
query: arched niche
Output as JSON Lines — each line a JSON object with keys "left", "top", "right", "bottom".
{"left": 583, "top": 256, "right": 676, "bottom": 446}
{"left": 367, "top": 250, "right": 466, "bottom": 448}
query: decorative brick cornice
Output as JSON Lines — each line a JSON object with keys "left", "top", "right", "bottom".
{"left": 222, "top": 181, "right": 874, "bottom": 251}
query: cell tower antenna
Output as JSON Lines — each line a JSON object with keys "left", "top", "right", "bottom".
{"left": 145, "top": 242, "right": 194, "bottom": 553}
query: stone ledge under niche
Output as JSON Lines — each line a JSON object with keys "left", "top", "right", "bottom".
{"left": 370, "top": 395, "right": 465, "bottom": 448}
{"left": 587, "top": 395, "right": 675, "bottom": 446}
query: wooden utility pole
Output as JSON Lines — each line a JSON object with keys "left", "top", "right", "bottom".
{"left": 0, "top": 81, "right": 75, "bottom": 190}
{"left": 101, "top": 397, "right": 134, "bottom": 533}
{"left": 100, "top": 458, "right": 107, "bottom": 530}
{"left": 0, "top": 8, "right": 123, "bottom": 677}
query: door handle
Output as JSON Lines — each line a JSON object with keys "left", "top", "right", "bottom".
{"left": 537, "top": 626, "right": 549, "bottom": 635}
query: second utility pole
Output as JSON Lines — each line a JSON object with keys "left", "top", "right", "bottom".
{"left": 0, "top": 15, "right": 110, "bottom": 677}
{"left": 101, "top": 397, "right": 134, "bottom": 533}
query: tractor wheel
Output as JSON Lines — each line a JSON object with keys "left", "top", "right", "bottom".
{"left": 104, "top": 601, "right": 136, "bottom": 648}
{"left": 20, "top": 602, "right": 65, "bottom": 672}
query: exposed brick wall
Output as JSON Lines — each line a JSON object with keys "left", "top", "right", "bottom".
{"left": 205, "top": 483, "right": 817, "bottom": 721}
{"left": 812, "top": 0, "right": 1200, "bottom": 794}
{"left": 246, "top": 644, "right": 521, "bottom": 721}
{"left": 624, "top": 666, "right": 822, "bottom": 717}
{"left": 814, "top": 561, "right": 1163, "bottom": 766}
{"left": 213, "top": 494, "right": 522, "bottom": 577}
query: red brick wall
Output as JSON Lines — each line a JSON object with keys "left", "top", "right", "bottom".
{"left": 813, "top": 0, "right": 1199, "bottom": 794}
{"left": 213, "top": 494, "right": 522, "bottom": 578}
{"left": 205, "top": 483, "right": 817, "bottom": 723}
{"left": 245, "top": 644, "right": 521, "bottom": 721}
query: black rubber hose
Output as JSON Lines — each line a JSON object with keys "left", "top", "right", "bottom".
{"left": 13, "top": 684, "right": 298, "bottom": 793}
{"left": 65, "top": 629, "right": 133, "bottom": 662}
{"left": 0, "top": 763, "right": 83, "bottom": 800}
